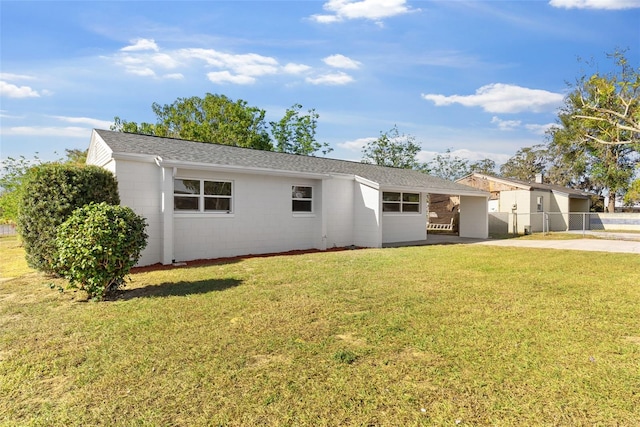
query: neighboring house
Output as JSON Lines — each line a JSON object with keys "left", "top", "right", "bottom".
{"left": 457, "top": 172, "right": 594, "bottom": 234}
{"left": 87, "top": 130, "right": 489, "bottom": 266}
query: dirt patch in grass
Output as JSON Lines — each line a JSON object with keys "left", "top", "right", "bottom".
{"left": 624, "top": 336, "right": 640, "bottom": 345}
{"left": 248, "top": 354, "right": 291, "bottom": 368}
{"left": 335, "top": 332, "right": 367, "bottom": 347}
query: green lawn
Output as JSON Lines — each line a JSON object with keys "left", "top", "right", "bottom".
{"left": 1, "top": 235, "right": 639, "bottom": 426}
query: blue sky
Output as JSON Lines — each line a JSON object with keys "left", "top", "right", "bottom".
{"left": 1, "top": 0, "right": 639, "bottom": 168}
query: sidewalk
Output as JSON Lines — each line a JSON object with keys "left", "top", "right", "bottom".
{"left": 474, "top": 237, "right": 640, "bottom": 254}
{"left": 565, "top": 230, "right": 640, "bottom": 241}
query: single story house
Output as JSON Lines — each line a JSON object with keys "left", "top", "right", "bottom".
{"left": 87, "top": 130, "right": 489, "bottom": 266}
{"left": 456, "top": 172, "right": 595, "bottom": 233}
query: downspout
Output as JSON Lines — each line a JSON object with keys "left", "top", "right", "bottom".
{"left": 321, "top": 178, "right": 328, "bottom": 251}
{"left": 155, "top": 156, "right": 175, "bottom": 265}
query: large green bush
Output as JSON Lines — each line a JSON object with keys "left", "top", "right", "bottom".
{"left": 55, "top": 202, "right": 148, "bottom": 300}
{"left": 17, "top": 164, "right": 120, "bottom": 273}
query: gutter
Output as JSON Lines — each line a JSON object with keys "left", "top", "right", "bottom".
{"left": 154, "top": 157, "right": 332, "bottom": 179}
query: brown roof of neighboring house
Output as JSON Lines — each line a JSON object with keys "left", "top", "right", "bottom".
{"left": 457, "top": 173, "right": 595, "bottom": 199}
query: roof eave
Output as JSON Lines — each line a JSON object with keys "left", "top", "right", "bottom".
{"left": 112, "top": 152, "right": 158, "bottom": 162}
{"left": 379, "top": 184, "right": 489, "bottom": 197}
{"left": 155, "top": 157, "right": 333, "bottom": 179}
{"left": 551, "top": 189, "right": 591, "bottom": 199}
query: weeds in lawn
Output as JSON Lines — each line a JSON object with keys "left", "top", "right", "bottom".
{"left": 333, "top": 349, "right": 358, "bottom": 365}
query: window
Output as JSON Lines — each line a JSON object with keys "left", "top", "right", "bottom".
{"left": 292, "top": 186, "right": 312, "bottom": 212}
{"left": 536, "top": 196, "right": 543, "bottom": 212}
{"left": 402, "top": 192, "right": 420, "bottom": 212}
{"left": 174, "top": 179, "right": 232, "bottom": 212}
{"left": 383, "top": 192, "right": 420, "bottom": 213}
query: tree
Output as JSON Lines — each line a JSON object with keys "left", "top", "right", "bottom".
{"left": 468, "top": 159, "right": 497, "bottom": 176}
{"left": 499, "top": 145, "right": 548, "bottom": 181}
{"left": 571, "top": 50, "right": 639, "bottom": 146}
{"left": 17, "top": 164, "right": 120, "bottom": 273}
{"left": 111, "top": 117, "right": 158, "bottom": 135}
{"left": 0, "top": 151, "right": 88, "bottom": 224}
{"left": 427, "top": 149, "right": 470, "bottom": 181}
{"left": 361, "top": 125, "right": 424, "bottom": 170}
{"left": 270, "top": 104, "right": 332, "bottom": 156}
{"left": 0, "top": 155, "right": 42, "bottom": 224}
{"left": 64, "top": 148, "right": 88, "bottom": 165}
{"left": 547, "top": 51, "right": 639, "bottom": 212}
{"left": 424, "top": 150, "right": 497, "bottom": 181}
{"left": 624, "top": 177, "right": 640, "bottom": 206}
{"left": 545, "top": 116, "right": 590, "bottom": 188}
{"left": 112, "top": 93, "right": 273, "bottom": 150}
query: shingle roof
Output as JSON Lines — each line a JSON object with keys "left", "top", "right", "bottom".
{"left": 463, "top": 173, "right": 595, "bottom": 198}
{"left": 94, "top": 129, "right": 488, "bottom": 196}
{"left": 506, "top": 177, "right": 594, "bottom": 198}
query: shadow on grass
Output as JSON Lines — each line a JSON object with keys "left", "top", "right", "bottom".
{"left": 110, "top": 278, "right": 243, "bottom": 300}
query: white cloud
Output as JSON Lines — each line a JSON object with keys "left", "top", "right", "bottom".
{"left": 117, "top": 55, "right": 144, "bottom": 66}
{"left": 337, "top": 136, "right": 376, "bottom": 151}
{"left": 1, "top": 116, "right": 113, "bottom": 139}
{"left": 127, "top": 67, "right": 156, "bottom": 77}
{"left": 163, "top": 73, "right": 184, "bottom": 80}
{"left": 549, "top": 0, "right": 640, "bottom": 9}
{"left": 0, "top": 126, "right": 90, "bottom": 138}
{"left": 0, "top": 110, "right": 24, "bottom": 119}
{"left": 0, "top": 81, "right": 41, "bottom": 98}
{"left": 121, "top": 38, "right": 159, "bottom": 52}
{"left": 0, "top": 73, "right": 36, "bottom": 81}
{"left": 49, "top": 116, "right": 113, "bottom": 129}
{"left": 313, "top": 14, "right": 342, "bottom": 24}
{"left": 422, "top": 83, "right": 564, "bottom": 113}
{"left": 306, "top": 71, "right": 354, "bottom": 85}
{"left": 491, "top": 116, "right": 522, "bottom": 131}
{"left": 525, "top": 122, "right": 558, "bottom": 135}
{"left": 114, "top": 53, "right": 181, "bottom": 78}
{"left": 207, "top": 71, "right": 256, "bottom": 85}
{"left": 311, "top": 0, "right": 416, "bottom": 25}
{"left": 113, "top": 40, "right": 362, "bottom": 87}
{"left": 323, "top": 54, "right": 361, "bottom": 69}
{"left": 492, "top": 116, "right": 559, "bottom": 135}
{"left": 111, "top": 41, "right": 316, "bottom": 85}
{"left": 283, "top": 63, "right": 312, "bottom": 74}
{"left": 150, "top": 53, "right": 180, "bottom": 69}
{"left": 181, "top": 48, "right": 279, "bottom": 76}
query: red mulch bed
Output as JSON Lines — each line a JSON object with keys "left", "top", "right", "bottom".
{"left": 130, "top": 246, "right": 361, "bottom": 274}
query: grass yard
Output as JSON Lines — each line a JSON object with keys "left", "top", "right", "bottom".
{"left": 1, "top": 235, "right": 639, "bottom": 426}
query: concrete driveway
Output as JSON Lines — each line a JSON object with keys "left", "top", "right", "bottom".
{"left": 474, "top": 237, "right": 640, "bottom": 254}
{"left": 386, "top": 232, "right": 640, "bottom": 254}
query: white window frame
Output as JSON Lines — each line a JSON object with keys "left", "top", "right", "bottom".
{"left": 174, "top": 178, "right": 233, "bottom": 214}
{"left": 292, "top": 185, "right": 314, "bottom": 215}
{"left": 382, "top": 191, "right": 421, "bottom": 214}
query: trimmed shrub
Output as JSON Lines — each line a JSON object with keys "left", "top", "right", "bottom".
{"left": 55, "top": 202, "right": 148, "bottom": 300}
{"left": 17, "top": 164, "right": 119, "bottom": 273}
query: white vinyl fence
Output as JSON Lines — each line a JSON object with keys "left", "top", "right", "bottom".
{"left": 0, "top": 224, "right": 17, "bottom": 236}
{"left": 489, "top": 212, "right": 640, "bottom": 235}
